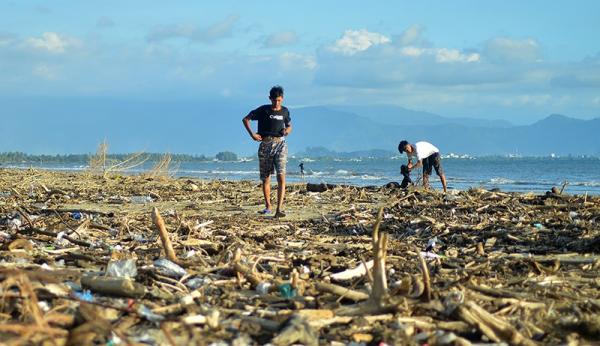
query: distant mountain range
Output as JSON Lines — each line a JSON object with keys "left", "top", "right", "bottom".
{"left": 2, "top": 98, "right": 598, "bottom": 156}
{"left": 328, "top": 104, "right": 514, "bottom": 128}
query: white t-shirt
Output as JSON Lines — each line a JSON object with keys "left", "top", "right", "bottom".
{"left": 409, "top": 141, "right": 439, "bottom": 161}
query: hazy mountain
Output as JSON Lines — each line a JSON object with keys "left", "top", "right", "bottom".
{"left": 1, "top": 98, "right": 598, "bottom": 156}
{"left": 328, "top": 104, "right": 513, "bottom": 128}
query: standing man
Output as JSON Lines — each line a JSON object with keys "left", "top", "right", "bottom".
{"left": 243, "top": 86, "right": 292, "bottom": 218}
{"left": 398, "top": 140, "right": 447, "bottom": 193}
{"left": 299, "top": 162, "right": 305, "bottom": 178}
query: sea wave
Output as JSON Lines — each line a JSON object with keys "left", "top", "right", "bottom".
{"left": 360, "top": 174, "right": 383, "bottom": 180}
{"left": 490, "top": 177, "right": 515, "bottom": 185}
{"left": 489, "top": 177, "right": 559, "bottom": 187}
{"left": 208, "top": 170, "right": 259, "bottom": 175}
{"left": 572, "top": 181, "right": 600, "bottom": 187}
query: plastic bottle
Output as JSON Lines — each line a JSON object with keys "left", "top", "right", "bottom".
{"left": 153, "top": 259, "right": 187, "bottom": 279}
{"left": 106, "top": 259, "right": 138, "bottom": 278}
{"left": 130, "top": 196, "right": 153, "bottom": 204}
{"left": 256, "top": 282, "right": 272, "bottom": 295}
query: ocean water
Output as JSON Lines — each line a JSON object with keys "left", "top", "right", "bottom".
{"left": 9, "top": 156, "right": 600, "bottom": 195}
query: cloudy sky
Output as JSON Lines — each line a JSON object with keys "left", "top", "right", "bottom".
{"left": 1, "top": 0, "right": 599, "bottom": 123}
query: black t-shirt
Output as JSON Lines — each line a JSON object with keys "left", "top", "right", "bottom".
{"left": 248, "top": 105, "right": 291, "bottom": 137}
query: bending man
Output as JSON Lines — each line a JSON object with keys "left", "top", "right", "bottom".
{"left": 398, "top": 140, "right": 447, "bottom": 193}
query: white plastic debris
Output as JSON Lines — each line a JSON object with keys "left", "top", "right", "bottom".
{"left": 256, "top": 282, "right": 272, "bottom": 295}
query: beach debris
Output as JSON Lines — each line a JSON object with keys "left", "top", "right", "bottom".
{"left": 153, "top": 258, "right": 187, "bottom": 279}
{"left": 106, "top": 258, "right": 138, "bottom": 278}
{"left": 0, "top": 168, "right": 599, "bottom": 344}
{"left": 81, "top": 275, "right": 146, "bottom": 298}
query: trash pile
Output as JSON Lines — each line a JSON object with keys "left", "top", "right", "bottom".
{"left": 1, "top": 168, "right": 599, "bottom": 345}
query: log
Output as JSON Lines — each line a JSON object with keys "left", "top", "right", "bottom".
{"left": 314, "top": 282, "right": 369, "bottom": 302}
{"left": 455, "top": 301, "right": 536, "bottom": 346}
{"left": 151, "top": 207, "right": 178, "bottom": 263}
{"left": 329, "top": 260, "right": 374, "bottom": 282}
{"left": 306, "top": 183, "right": 337, "bottom": 193}
{"left": 417, "top": 251, "right": 432, "bottom": 302}
{"left": 370, "top": 208, "right": 388, "bottom": 303}
{"left": 81, "top": 275, "right": 146, "bottom": 298}
{"left": 272, "top": 315, "right": 319, "bottom": 346}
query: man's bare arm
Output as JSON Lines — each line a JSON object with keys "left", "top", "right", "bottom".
{"left": 408, "top": 159, "right": 422, "bottom": 170}
{"left": 242, "top": 115, "right": 262, "bottom": 141}
{"left": 281, "top": 123, "right": 293, "bottom": 136}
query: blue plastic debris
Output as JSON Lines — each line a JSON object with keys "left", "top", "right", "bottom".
{"left": 73, "top": 289, "right": 94, "bottom": 302}
{"left": 278, "top": 283, "right": 297, "bottom": 299}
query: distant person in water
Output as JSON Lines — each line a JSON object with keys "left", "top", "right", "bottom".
{"left": 398, "top": 140, "right": 447, "bottom": 193}
{"left": 242, "top": 85, "right": 292, "bottom": 218}
{"left": 299, "top": 162, "right": 305, "bottom": 178}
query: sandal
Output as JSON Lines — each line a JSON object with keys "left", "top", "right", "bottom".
{"left": 274, "top": 210, "right": 286, "bottom": 218}
{"left": 258, "top": 208, "right": 272, "bottom": 215}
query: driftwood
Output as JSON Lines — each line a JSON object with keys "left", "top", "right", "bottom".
{"left": 81, "top": 275, "right": 146, "bottom": 298}
{"left": 453, "top": 300, "right": 537, "bottom": 346}
{"left": 336, "top": 208, "right": 396, "bottom": 316}
{"left": 329, "top": 260, "right": 374, "bottom": 281}
{"left": 152, "top": 207, "right": 178, "bottom": 263}
{"left": 2, "top": 169, "right": 600, "bottom": 345}
{"left": 314, "top": 282, "right": 369, "bottom": 302}
{"left": 306, "top": 183, "right": 338, "bottom": 193}
{"left": 272, "top": 315, "right": 319, "bottom": 346}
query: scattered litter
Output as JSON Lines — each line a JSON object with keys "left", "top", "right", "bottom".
{"left": 106, "top": 258, "right": 138, "bottom": 278}
{"left": 72, "top": 290, "right": 94, "bottom": 302}
{"left": 130, "top": 195, "right": 153, "bottom": 204}
{"left": 278, "top": 283, "right": 297, "bottom": 299}
{"left": 256, "top": 282, "right": 272, "bottom": 295}
{"left": 0, "top": 169, "right": 597, "bottom": 345}
{"left": 153, "top": 258, "right": 187, "bottom": 279}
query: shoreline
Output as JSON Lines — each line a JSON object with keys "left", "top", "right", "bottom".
{"left": 2, "top": 165, "right": 599, "bottom": 196}
{"left": 0, "top": 168, "right": 599, "bottom": 344}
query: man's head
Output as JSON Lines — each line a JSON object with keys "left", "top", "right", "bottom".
{"left": 269, "top": 85, "right": 284, "bottom": 110}
{"left": 398, "top": 140, "right": 412, "bottom": 154}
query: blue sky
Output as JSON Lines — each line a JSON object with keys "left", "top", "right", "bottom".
{"left": 1, "top": 0, "right": 599, "bottom": 123}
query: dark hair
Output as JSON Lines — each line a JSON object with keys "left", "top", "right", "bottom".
{"left": 398, "top": 140, "right": 409, "bottom": 153}
{"left": 270, "top": 85, "right": 284, "bottom": 99}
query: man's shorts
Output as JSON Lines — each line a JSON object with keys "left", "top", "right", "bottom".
{"left": 258, "top": 138, "right": 288, "bottom": 181}
{"left": 423, "top": 152, "right": 444, "bottom": 176}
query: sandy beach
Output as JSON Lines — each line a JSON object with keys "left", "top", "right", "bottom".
{"left": 1, "top": 168, "right": 599, "bottom": 345}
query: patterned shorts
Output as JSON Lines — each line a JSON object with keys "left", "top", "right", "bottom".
{"left": 258, "top": 139, "right": 288, "bottom": 181}
{"left": 423, "top": 152, "right": 444, "bottom": 176}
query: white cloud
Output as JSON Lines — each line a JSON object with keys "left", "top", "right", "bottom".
{"left": 483, "top": 37, "right": 541, "bottom": 63}
{"left": 330, "top": 29, "right": 390, "bottom": 56}
{"left": 24, "top": 32, "right": 76, "bottom": 53}
{"left": 263, "top": 31, "right": 298, "bottom": 48}
{"left": 279, "top": 52, "right": 316, "bottom": 70}
{"left": 400, "top": 46, "right": 425, "bottom": 57}
{"left": 499, "top": 94, "right": 553, "bottom": 107}
{"left": 399, "top": 46, "right": 479, "bottom": 63}
{"left": 435, "top": 48, "right": 480, "bottom": 63}
{"left": 147, "top": 16, "right": 239, "bottom": 43}
{"left": 396, "top": 25, "right": 426, "bottom": 46}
